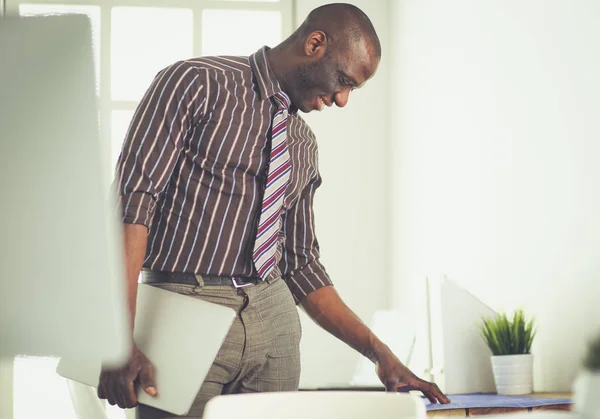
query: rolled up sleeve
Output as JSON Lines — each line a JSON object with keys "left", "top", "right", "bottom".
{"left": 114, "top": 61, "right": 206, "bottom": 228}
{"left": 279, "top": 176, "right": 333, "bottom": 304}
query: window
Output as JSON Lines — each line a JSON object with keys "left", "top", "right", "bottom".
{"left": 3, "top": 1, "right": 292, "bottom": 417}
{"left": 5, "top": 0, "right": 292, "bottom": 171}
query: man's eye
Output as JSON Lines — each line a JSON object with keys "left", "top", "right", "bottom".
{"left": 339, "top": 77, "right": 350, "bottom": 86}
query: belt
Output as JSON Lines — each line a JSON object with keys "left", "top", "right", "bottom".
{"left": 142, "top": 270, "right": 262, "bottom": 288}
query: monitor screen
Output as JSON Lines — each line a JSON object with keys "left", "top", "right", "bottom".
{"left": 0, "top": 15, "right": 130, "bottom": 366}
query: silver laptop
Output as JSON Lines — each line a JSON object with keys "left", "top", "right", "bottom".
{"left": 57, "top": 283, "right": 236, "bottom": 416}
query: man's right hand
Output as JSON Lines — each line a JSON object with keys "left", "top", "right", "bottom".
{"left": 97, "top": 344, "right": 158, "bottom": 409}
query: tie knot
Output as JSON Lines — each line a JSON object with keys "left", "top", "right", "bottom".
{"left": 274, "top": 91, "right": 291, "bottom": 110}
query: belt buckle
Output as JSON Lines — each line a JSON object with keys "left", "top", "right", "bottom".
{"left": 231, "top": 277, "right": 253, "bottom": 288}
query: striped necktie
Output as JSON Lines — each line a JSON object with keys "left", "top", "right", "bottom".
{"left": 252, "top": 92, "right": 292, "bottom": 279}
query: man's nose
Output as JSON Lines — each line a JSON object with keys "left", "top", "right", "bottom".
{"left": 334, "top": 88, "right": 351, "bottom": 108}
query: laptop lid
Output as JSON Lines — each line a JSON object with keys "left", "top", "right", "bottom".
{"left": 57, "top": 284, "right": 236, "bottom": 416}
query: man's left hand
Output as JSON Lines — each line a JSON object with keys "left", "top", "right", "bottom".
{"left": 299, "top": 286, "right": 450, "bottom": 404}
{"left": 376, "top": 351, "right": 450, "bottom": 404}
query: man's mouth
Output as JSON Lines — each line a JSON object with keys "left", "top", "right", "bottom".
{"left": 316, "top": 96, "right": 331, "bottom": 111}
{"left": 316, "top": 97, "right": 324, "bottom": 111}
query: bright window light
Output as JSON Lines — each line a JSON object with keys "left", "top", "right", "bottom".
{"left": 111, "top": 7, "right": 193, "bottom": 101}
{"left": 202, "top": 10, "right": 282, "bottom": 56}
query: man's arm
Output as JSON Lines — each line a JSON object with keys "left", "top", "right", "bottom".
{"left": 280, "top": 177, "right": 449, "bottom": 404}
{"left": 300, "top": 286, "right": 450, "bottom": 404}
{"left": 122, "top": 224, "right": 148, "bottom": 331}
{"left": 98, "top": 61, "right": 207, "bottom": 409}
{"left": 98, "top": 224, "right": 158, "bottom": 407}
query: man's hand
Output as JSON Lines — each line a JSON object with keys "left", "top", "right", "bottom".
{"left": 97, "top": 344, "right": 158, "bottom": 409}
{"left": 375, "top": 350, "right": 450, "bottom": 404}
{"left": 98, "top": 224, "right": 154, "bottom": 408}
{"left": 300, "top": 286, "right": 450, "bottom": 404}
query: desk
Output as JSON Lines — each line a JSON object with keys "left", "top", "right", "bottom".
{"left": 427, "top": 393, "right": 572, "bottom": 417}
{"left": 299, "top": 388, "right": 572, "bottom": 417}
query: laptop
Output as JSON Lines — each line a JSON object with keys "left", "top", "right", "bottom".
{"left": 57, "top": 283, "right": 236, "bottom": 416}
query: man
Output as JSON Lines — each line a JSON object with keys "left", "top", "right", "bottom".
{"left": 98, "top": 3, "right": 450, "bottom": 418}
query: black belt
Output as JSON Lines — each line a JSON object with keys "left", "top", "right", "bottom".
{"left": 142, "top": 270, "right": 261, "bottom": 288}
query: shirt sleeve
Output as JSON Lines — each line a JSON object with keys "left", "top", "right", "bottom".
{"left": 279, "top": 176, "right": 333, "bottom": 304}
{"left": 114, "top": 61, "right": 206, "bottom": 228}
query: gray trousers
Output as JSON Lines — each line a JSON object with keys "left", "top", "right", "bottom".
{"left": 136, "top": 276, "right": 302, "bottom": 419}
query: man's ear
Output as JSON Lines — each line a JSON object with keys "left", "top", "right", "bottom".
{"left": 304, "top": 31, "right": 327, "bottom": 59}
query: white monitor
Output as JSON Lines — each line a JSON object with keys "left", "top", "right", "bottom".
{"left": 426, "top": 275, "right": 497, "bottom": 394}
{"left": 0, "top": 15, "right": 130, "bottom": 366}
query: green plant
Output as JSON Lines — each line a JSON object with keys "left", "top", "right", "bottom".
{"left": 583, "top": 332, "right": 600, "bottom": 371}
{"left": 480, "top": 309, "right": 537, "bottom": 355}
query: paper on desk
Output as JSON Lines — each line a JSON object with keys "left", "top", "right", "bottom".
{"left": 424, "top": 393, "right": 573, "bottom": 411}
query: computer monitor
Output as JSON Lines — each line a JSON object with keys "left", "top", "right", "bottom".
{"left": 426, "top": 275, "right": 497, "bottom": 394}
{"left": 0, "top": 15, "right": 130, "bottom": 366}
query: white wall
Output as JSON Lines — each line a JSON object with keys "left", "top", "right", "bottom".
{"left": 294, "top": 0, "right": 392, "bottom": 387}
{"left": 390, "top": 0, "right": 600, "bottom": 391}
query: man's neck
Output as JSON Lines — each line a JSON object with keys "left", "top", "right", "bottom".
{"left": 266, "top": 44, "right": 293, "bottom": 94}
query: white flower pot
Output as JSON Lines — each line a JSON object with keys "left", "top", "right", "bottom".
{"left": 490, "top": 354, "right": 533, "bottom": 395}
{"left": 573, "top": 370, "right": 600, "bottom": 419}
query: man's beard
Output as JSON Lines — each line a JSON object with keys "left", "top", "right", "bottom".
{"left": 296, "top": 60, "right": 321, "bottom": 92}
{"left": 277, "top": 59, "right": 325, "bottom": 112}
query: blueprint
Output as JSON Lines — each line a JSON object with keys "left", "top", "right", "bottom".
{"left": 425, "top": 393, "right": 573, "bottom": 411}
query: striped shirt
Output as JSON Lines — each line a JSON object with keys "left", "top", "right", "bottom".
{"left": 114, "top": 46, "right": 332, "bottom": 303}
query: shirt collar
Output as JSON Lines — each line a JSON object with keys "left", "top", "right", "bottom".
{"left": 249, "top": 46, "right": 298, "bottom": 114}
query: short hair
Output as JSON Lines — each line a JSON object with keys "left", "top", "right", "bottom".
{"left": 293, "top": 3, "right": 381, "bottom": 58}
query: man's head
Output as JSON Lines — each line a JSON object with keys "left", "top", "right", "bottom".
{"left": 269, "top": 3, "right": 381, "bottom": 113}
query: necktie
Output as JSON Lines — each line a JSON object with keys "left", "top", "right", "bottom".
{"left": 252, "top": 92, "right": 292, "bottom": 279}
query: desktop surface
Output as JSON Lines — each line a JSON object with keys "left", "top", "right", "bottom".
{"left": 301, "top": 387, "right": 572, "bottom": 416}
{"left": 426, "top": 393, "right": 573, "bottom": 417}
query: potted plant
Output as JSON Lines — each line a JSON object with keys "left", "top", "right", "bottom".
{"left": 573, "top": 332, "right": 600, "bottom": 418}
{"left": 480, "top": 309, "right": 537, "bottom": 395}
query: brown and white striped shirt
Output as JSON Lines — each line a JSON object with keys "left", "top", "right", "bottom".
{"left": 114, "top": 47, "right": 332, "bottom": 303}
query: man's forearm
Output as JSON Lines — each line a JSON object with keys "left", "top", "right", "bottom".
{"left": 299, "top": 285, "right": 391, "bottom": 363}
{"left": 122, "top": 223, "right": 148, "bottom": 332}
